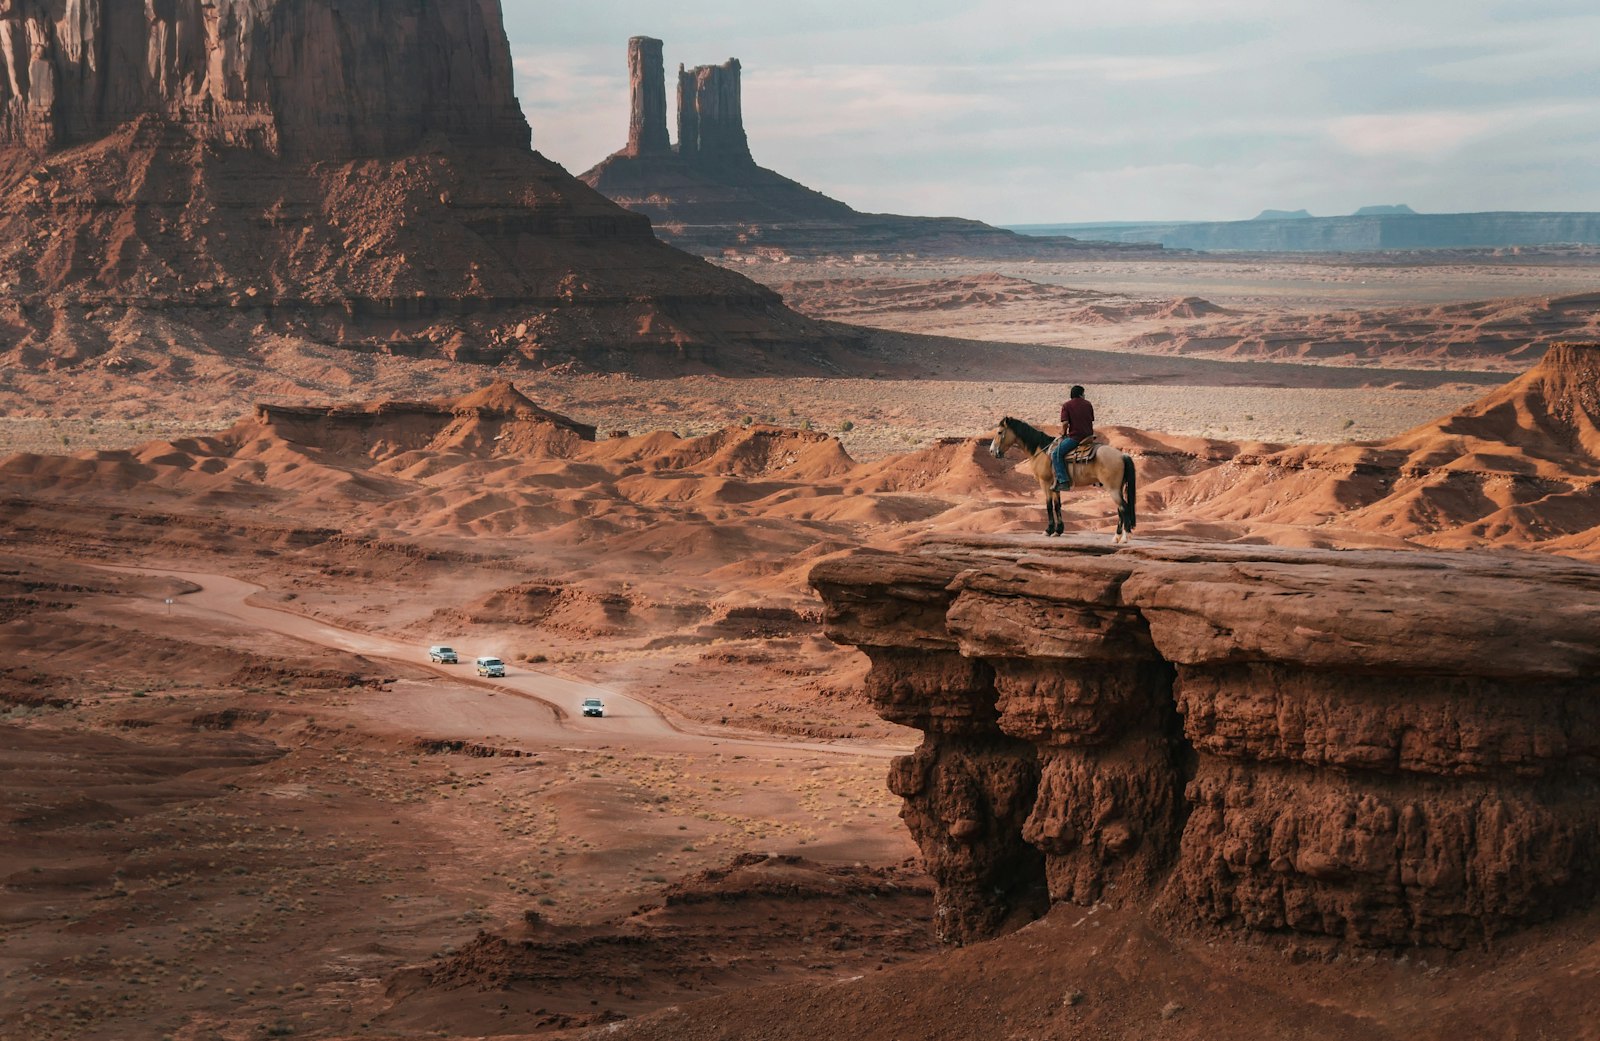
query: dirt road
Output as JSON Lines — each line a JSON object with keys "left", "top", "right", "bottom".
{"left": 89, "top": 562, "right": 902, "bottom": 760}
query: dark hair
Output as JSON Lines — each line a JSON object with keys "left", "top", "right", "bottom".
{"left": 1070, "top": 385, "right": 1085, "bottom": 398}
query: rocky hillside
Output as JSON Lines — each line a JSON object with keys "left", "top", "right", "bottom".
{"left": 1147, "top": 341, "right": 1600, "bottom": 556}
{"left": 0, "top": 1, "right": 842, "bottom": 376}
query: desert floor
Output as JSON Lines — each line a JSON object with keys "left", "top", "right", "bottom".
{"left": 4, "top": 249, "right": 1598, "bottom": 1040}
{"left": 8, "top": 249, "right": 1574, "bottom": 459}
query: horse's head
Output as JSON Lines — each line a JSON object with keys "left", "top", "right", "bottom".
{"left": 990, "top": 418, "right": 1016, "bottom": 459}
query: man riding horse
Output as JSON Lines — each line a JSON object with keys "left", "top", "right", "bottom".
{"left": 990, "top": 391, "right": 1136, "bottom": 542}
{"left": 1050, "top": 385, "right": 1094, "bottom": 491}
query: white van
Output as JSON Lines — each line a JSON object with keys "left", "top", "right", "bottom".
{"left": 474, "top": 656, "right": 506, "bottom": 678}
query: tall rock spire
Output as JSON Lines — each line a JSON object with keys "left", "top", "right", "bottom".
{"left": 625, "top": 35, "right": 671, "bottom": 157}
{"left": 677, "top": 58, "right": 752, "bottom": 168}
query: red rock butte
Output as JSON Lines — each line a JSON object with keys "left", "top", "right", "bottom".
{"left": 0, "top": 0, "right": 530, "bottom": 157}
{"left": 581, "top": 36, "right": 1152, "bottom": 259}
{"left": 0, "top": 1, "right": 838, "bottom": 373}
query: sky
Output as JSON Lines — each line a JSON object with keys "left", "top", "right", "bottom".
{"left": 500, "top": 0, "right": 1600, "bottom": 225}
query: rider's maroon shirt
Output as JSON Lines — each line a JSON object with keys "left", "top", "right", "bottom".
{"left": 1060, "top": 397, "right": 1095, "bottom": 440}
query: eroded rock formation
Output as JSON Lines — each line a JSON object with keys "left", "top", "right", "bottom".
{"left": 0, "top": 3, "right": 843, "bottom": 374}
{"left": 581, "top": 38, "right": 1142, "bottom": 258}
{"left": 0, "top": 0, "right": 529, "bottom": 157}
{"left": 677, "top": 59, "right": 751, "bottom": 168}
{"left": 812, "top": 538, "right": 1600, "bottom": 947}
{"left": 626, "top": 36, "right": 671, "bottom": 158}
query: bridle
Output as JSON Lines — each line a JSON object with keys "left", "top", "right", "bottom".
{"left": 989, "top": 421, "right": 1015, "bottom": 459}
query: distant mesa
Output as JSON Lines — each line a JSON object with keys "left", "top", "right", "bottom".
{"left": 1024, "top": 202, "right": 1600, "bottom": 252}
{"left": 0, "top": 2, "right": 839, "bottom": 375}
{"left": 1250, "top": 206, "right": 1417, "bottom": 220}
{"left": 582, "top": 37, "right": 1151, "bottom": 259}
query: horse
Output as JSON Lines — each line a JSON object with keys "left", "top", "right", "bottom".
{"left": 990, "top": 416, "right": 1137, "bottom": 542}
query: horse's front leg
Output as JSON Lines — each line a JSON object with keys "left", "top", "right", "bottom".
{"left": 1049, "top": 489, "right": 1063, "bottom": 536}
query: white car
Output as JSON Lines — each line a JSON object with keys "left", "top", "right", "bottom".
{"left": 475, "top": 656, "right": 506, "bottom": 678}
{"left": 428, "top": 645, "right": 458, "bottom": 664}
{"left": 581, "top": 698, "right": 605, "bottom": 718}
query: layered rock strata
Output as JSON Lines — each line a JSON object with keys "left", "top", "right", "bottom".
{"left": 0, "top": 2, "right": 842, "bottom": 373}
{"left": 811, "top": 537, "right": 1600, "bottom": 947}
{"left": 0, "top": 0, "right": 530, "bottom": 158}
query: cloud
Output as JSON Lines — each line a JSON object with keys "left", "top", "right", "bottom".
{"left": 512, "top": 47, "right": 627, "bottom": 169}
{"left": 1326, "top": 111, "right": 1510, "bottom": 158}
{"left": 510, "top": 1, "right": 1600, "bottom": 220}
{"left": 1422, "top": 15, "right": 1600, "bottom": 87}
{"left": 1015, "top": 55, "right": 1227, "bottom": 82}
{"left": 1326, "top": 103, "right": 1591, "bottom": 159}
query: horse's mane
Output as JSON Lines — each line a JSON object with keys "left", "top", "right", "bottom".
{"left": 1000, "top": 416, "right": 1053, "bottom": 452}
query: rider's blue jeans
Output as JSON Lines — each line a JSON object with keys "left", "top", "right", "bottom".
{"left": 1050, "top": 436, "right": 1080, "bottom": 487}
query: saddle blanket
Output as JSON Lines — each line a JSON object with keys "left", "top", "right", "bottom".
{"left": 1051, "top": 436, "right": 1099, "bottom": 464}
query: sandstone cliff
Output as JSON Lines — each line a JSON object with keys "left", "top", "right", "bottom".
{"left": 0, "top": 2, "right": 847, "bottom": 375}
{"left": 812, "top": 537, "right": 1600, "bottom": 948}
{"left": 0, "top": 0, "right": 530, "bottom": 157}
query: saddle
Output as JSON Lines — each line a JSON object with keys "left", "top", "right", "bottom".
{"left": 1052, "top": 434, "right": 1100, "bottom": 464}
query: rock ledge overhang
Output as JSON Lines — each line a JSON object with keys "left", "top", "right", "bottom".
{"left": 810, "top": 535, "right": 1600, "bottom": 947}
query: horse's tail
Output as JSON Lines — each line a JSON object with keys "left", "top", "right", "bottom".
{"left": 1119, "top": 453, "right": 1137, "bottom": 532}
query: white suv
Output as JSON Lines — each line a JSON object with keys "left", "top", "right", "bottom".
{"left": 475, "top": 656, "right": 506, "bottom": 678}
{"left": 428, "top": 646, "right": 458, "bottom": 664}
